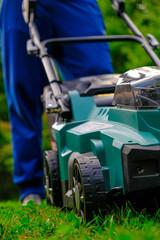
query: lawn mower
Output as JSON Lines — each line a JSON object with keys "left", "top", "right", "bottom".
{"left": 22, "top": 0, "right": 160, "bottom": 220}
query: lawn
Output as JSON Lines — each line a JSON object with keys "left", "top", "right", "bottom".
{"left": 1, "top": 200, "right": 160, "bottom": 240}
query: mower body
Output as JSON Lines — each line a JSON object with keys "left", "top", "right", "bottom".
{"left": 22, "top": 0, "right": 160, "bottom": 219}
{"left": 50, "top": 67, "right": 160, "bottom": 207}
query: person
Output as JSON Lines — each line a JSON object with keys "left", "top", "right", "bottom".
{"left": 0, "top": 0, "right": 113, "bottom": 205}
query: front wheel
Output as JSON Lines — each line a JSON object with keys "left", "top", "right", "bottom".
{"left": 70, "top": 154, "right": 107, "bottom": 220}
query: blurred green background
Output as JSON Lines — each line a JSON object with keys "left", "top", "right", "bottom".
{"left": 0, "top": 0, "right": 160, "bottom": 200}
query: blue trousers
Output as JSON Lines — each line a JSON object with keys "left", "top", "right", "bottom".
{"left": 1, "top": 0, "right": 113, "bottom": 201}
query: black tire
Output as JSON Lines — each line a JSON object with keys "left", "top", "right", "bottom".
{"left": 43, "top": 150, "right": 62, "bottom": 207}
{"left": 70, "top": 154, "right": 107, "bottom": 220}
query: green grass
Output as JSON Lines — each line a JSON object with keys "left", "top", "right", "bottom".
{"left": 1, "top": 200, "right": 160, "bottom": 239}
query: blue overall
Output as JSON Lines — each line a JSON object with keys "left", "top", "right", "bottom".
{"left": 1, "top": 0, "right": 113, "bottom": 201}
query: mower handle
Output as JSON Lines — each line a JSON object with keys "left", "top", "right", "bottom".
{"left": 42, "top": 35, "right": 160, "bottom": 66}
{"left": 22, "top": 0, "right": 160, "bottom": 114}
{"left": 22, "top": 0, "right": 71, "bottom": 119}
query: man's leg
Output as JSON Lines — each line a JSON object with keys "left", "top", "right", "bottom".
{"left": 0, "top": 0, "right": 52, "bottom": 201}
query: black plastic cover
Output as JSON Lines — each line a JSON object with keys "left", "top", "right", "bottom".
{"left": 122, "top": 144, "right": 160, "bottom": 194}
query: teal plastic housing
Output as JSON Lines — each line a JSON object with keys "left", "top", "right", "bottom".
{"left": 52, "top": 90, "right": 160, "bottom": 194}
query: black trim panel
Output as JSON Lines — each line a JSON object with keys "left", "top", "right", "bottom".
{"left": 122, "top": 145, "right": 160, "bottom": 193}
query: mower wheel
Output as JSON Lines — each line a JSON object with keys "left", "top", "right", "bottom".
{"left": 70, "top": 154, "right": 107, "bottom": 220}
{"left": 43, "top": 150, "right": 62, "bottom": 207}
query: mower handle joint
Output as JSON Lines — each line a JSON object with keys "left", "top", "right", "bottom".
{"left": 111, "top": 0, "right": 125, "bottom": 15}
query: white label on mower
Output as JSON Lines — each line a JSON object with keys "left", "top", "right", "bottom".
{"left": 71, "top": 121, "right": 113, "bottom": 133}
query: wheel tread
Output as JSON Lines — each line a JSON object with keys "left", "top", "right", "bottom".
{"left": 71, "top": 154, "right": 106, "bottom": 220}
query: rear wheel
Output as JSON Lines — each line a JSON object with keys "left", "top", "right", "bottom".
{"left": 43, "top": 150, "right": 62, "bottom": 207}
{"left": 70, "top": 153, "right": 106, "bottom": 220}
